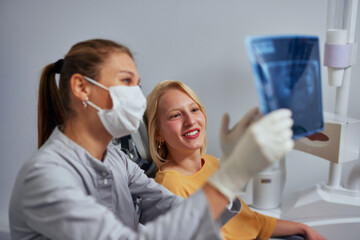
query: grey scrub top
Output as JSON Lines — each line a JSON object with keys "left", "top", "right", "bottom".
{"left": 9, "top": 127, "right": 240, "bottom": 240}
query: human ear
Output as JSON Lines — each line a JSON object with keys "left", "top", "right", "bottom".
{"left": 70, "top": 73, "right": 90, "bottom": 102}
{"left": 156, "top": 135, "right": 165, "bottom": 143}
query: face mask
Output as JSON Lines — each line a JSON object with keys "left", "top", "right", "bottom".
{"left": 84, "top": 76, "right": 146, "bottom": 138}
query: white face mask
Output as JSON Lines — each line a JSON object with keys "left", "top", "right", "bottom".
{"left": 84, "top": 76, "right": 146, "bottom": 138}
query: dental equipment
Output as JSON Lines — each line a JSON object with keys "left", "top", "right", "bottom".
{"left": 324, "top": 0, "right": 359, "bottom": 190}
{"left": 112, "top": 120, "right": 157, "bottom": 178}
{"left": 278, "top": 1, "right": 360, "bottom": 239}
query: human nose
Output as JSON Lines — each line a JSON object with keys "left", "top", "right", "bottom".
{"left": 183, "top": 112, "right": 196, "bottom": 127}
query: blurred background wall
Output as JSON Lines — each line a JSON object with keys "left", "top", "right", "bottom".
{"left": 1, "top": 0, "right": 359, "bottom": 231}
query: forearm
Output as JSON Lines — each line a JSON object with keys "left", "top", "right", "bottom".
{"left": 202, "top": 183, "right": 230, "bottom": 219}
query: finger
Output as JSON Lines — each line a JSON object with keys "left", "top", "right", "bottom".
{"left": 242, "top": 107, "right": 261, "bottom": 123}
{"left": 257, "top": 116, "right": 293, "bottom": 135}
{"left": 276, "top": 134, "right": 294, "bottom": 151}
{"left": 247, "top": 108, "right": 262, "bottom": 126}
{"left": 281, "top": 128, "right": 293, "bottom": 140}
{"left": 220, "top": 113, "right": 230, "bottom": 137}
{"left": 270, "top": 118, "right": 294, "bottom": 133}
{"left": 255, "top": 122, "right": 293, "bottom": 148}
{"left": 283, "top": 139, "right": 294, "bottom": 152}
{"left": 266, "top": 109, "right": 292, "bottom": 122}
{"left": 268, "top": 138, "right": 294, "bottom": 161}
{"left": 273, "top": 140, "right": 294, "bottom": 162}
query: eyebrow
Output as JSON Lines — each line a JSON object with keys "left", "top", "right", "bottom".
{"left": 119, "top": 70, "right": 135, "bottom": 76}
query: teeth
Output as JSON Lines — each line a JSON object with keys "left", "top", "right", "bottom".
{"left": 185, "top": 130, "right": 199, "bottom": 136}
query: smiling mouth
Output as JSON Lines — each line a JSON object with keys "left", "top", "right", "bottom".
{"left": 184, "top": 130, "right": 199, "bottom": 137}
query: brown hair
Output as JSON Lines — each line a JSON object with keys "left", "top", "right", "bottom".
{"left": 145, "top": 80, "right": 207, "bottom": 167}
{"left": 37, "top": 39, "right": 133, "bottom": 148}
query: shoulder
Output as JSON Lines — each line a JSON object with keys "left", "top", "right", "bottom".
{"left": 24, "top": 142, "right": 79, "bottom": 179}
{"left": 12, "top": 149, "right": 85, "bottom": 207}
{"left": 155, "top": 170, "right": 180, "bottom": 186}
{"left": 154, "top": 170, "right": 188, "bottom": 196}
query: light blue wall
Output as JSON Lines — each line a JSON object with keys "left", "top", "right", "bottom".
{"left": 1, "top": 0, "right": 359, "bottom": 231}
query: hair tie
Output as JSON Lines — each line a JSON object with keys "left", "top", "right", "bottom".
{"left": 54, "top": 59, "right": 64, "bottom": 74}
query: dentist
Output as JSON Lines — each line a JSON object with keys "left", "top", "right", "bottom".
{"left": 9, "top": 39, "right": 294, "bottom": 240}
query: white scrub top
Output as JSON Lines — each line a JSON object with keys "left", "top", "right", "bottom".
{"left": 9, "top": 127, "right": 240, "bottom": 240}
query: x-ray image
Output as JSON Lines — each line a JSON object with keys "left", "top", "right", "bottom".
{"left": 246, "top": 35, "right": 324, "bottom": 139}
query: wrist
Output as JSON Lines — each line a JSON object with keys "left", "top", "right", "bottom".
{"left": 210, "top": 157, "right": 252, "bottom": 201}
{"left": 301, "top": 223, "right": 311, "bottom": 236}
{"left": 208, "top": 174, "right": 236, "bottom": 201}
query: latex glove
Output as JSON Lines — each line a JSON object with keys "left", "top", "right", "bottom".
{"left": 209, "top": 109, "right": 294, "bottom": 201}
{"left": 220, "top": 107, "right": 261, "bottom": 158}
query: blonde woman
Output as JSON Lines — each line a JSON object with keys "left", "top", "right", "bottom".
{"left": 145, "top": 80, "right": 326, "bottom": 240}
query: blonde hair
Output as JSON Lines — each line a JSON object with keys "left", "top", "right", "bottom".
{"left": 145, "top": 80, "right": 207, "bottom": 167}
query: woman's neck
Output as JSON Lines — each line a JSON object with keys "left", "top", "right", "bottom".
{"left": 63, "top": 117, "right": 112, "bottom": 161}
{"left": 162, "top": 149, "right": 203, "bottom": 175}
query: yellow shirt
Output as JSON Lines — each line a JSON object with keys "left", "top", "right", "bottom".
{"left": 155, "top": 154, "right": 277, "bottom": 240}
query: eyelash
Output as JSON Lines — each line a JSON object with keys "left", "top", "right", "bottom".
{"left": 170, "top": 113, "right": 180, "bottom": 119}
{"left": 122, "top": 78, "right": 131, "bottom": 84}
{"left": 121, "top": 78, "right": 141, "bottom": 87}
{"left": 169, "top": 108, "right": 200, "bottom": 119}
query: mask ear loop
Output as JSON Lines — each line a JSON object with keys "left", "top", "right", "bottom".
{"left": 83, "top": 76, "right": 109, "bottom": 91}
{"left": 86, "top": 100, "right": 102, "bottom": 111}
{"left": 83, "top": 76, "right": 108, "bottom": 112}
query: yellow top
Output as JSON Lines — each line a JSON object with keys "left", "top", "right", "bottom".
{"left": 155, "top": 154, "right": 277, "bottom": 240}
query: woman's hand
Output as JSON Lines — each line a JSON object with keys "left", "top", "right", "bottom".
{"left": 272, "top": 219, "right": 327, "bottom": 240}
{"left": 303, "top": 224, "right": 327, "bottom": 240}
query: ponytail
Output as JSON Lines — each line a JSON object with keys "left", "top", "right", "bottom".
{"left": 37, "top": 63, "right": 65, "bottom": 148}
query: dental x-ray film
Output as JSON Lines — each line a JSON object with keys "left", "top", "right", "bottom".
{"left": 246, "top": 35, "right": 324, "bottom": 139}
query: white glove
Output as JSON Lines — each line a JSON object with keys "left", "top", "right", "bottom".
{"left": 209, "top": 109, "right": 294, "bottom": 201}
{"left": 220, "top": 108, "right": 261, "bottom": 158}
